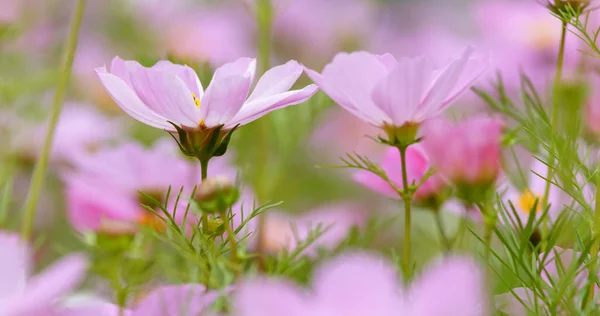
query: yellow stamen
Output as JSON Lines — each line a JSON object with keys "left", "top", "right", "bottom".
{"left": 191, "top": 92, "right": 201, "bottom": 109}
{"left": 518, "top": 189, "right": 541, "bottom": 214}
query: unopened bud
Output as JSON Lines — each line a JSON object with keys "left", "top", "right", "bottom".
{"left": 195, "top": 176, "right": 239, "bottom": 213}
{"left": 204, "top": 216, "right": 225, "bottom": 235}
{"left": 543, "top": 0, "right": 590, "bottom": 13}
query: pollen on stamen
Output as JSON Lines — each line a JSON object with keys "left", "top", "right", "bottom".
{"left": 518, "top": 189, "right": 542, "bottom": 215}
{"left": 191, "top": 92, "right": 201, "bottom": 109}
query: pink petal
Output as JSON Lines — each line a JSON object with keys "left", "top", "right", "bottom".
{"left": 371, "top": 57, "right": 435, "bottom": 125}
{"left": 153, "top": 60, "right": 204, "bottom": 98}
{"left": 408, "top": 256, "right": 489, "bottom": 316}
{"left": 234, "top": 278, "right": 311, "bottom": 316}
{"left": 378, "top": 53, "right": 398, "bottom": 70}
{"left": 320, "top": 52, "right": 392, "bottom": 125}
{"left": 353, "top": 169, "right": 398, "bottom": 199}
{"left": 419, "top": 46, "right": 485, "bottom": 117}
{"left": 128, "top": 64, "right": 201, "bottom": 128}
{"left": 226, "top": 84, "right": 318, "bottom": 128}
{"left": 3, "top": 254, "right": 88, "bottom": 315}
{"left": 247, "top": 60, "right": 303, "bottom": 102}
{"left": 495, "top": 288, "right": 540, "bottom": 316}
{"left": 95, "top": 68, "right": 173, "bottom": 130}
{"left": 59, "top": 301, "right": 124, "bottom": 316}
{"left": 312, "top": 253, "right": 403, "bottom": 315}
{"left": 304, "top": 67, "right": 368, "bottom": 122}
{"left": 132, "top": 284, "right": 216, "bottom": 316}
{"left": 0, "top": 232, "right": 29, "bottom": 298}
{"left": 201, "top": 57, "right": 256, "bottom": 127}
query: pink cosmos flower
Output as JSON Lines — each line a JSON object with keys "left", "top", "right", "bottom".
{"left": 354, "top": 143, "right": 446, "bottom": 201}
{"left": 234, "top": 253, "right": 489, "bottom": 315}
{"left": 259, "top": 204, "right": 365, "bottom": 256}
{"left": 501, "top": 159, "right": 568, "bottom": 226}
{"left": 0, "top": 231, "right": 88, "bottom": 316}
{"left": 59, "top": 284, "right": 219, "bottom": 316}
{"left": 422, "top": 116, "right": 503, "bottom": 186}
{"left": 63, "top": 141, "right": 195, "bottom": 233}
{"left": 473, "top": 0, "right": 579, "bottom": 87}
{"left": 96, "top": 57, "right": 317, "bottom": 131}
{"left": 8, "top": 104, "right": 121, "bottom": 165}
{"left": 305, "top": 47, "right": 488, "bottom": 136}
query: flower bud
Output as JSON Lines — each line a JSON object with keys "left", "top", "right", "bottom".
{"left": 195, "top": 176, "right": 240, "bottom": 214}
{"left": 204, "top": 216, "right": 225, "bottom": 236}
{"left": 423, "top": 116, "right": 503, "bottom": 204}
{"left": 543, "top": 0, "right": 590, "bottom": 13}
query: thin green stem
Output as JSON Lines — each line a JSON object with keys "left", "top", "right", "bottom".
{"left": 583, "top": 176, "right": 600, "bottom": 310}
{"left": 253, "top": 0, "right": 274, "bottom": 272}
{"left": 541, "top": 20, "right": 568, "bottom": 252}
{"left": 200, "top": 158, "right": 209, "bottom": 233}
{"left": 398, "top": 145, "right": 413, "bottom": 280}
{"left": 480, "top": 201, "right": 496, "bottom": 269}
{"left": 433, "top": 210, "right": 450, "bottom": 252}
{"left": 222, "top": 209, "right": 240, "bottom": 280}
{"left": 20, "top": 0, "right": 86, "bottom": 240}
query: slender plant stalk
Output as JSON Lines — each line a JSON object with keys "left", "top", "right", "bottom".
{"left": 20, "top": 0, "right": 86, "bottom": 240}
{"left": 540, "top": 20, "right": 568, "bottom": 251}
{"left": 583, "top": 176, "right": 600, "bottom": 310}
{"left": 253, "top": 0, "right": 274, "bottom": 271}
{"left": 222, "top": 209, "right": 240, "bottom": 279}
{"left": 433, "top": 209, "right": 450, "bottom": 252}
{"left": 398, "top": 145, "right": 413, "bottom": 279}
{"left": 200, "top": 159, "right": 209, "bottom": 231}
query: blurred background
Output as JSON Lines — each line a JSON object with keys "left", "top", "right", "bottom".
{"left": 0, "top": 0, "right": 591, "bottom": 281}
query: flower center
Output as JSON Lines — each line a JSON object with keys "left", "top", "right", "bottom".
{"left": 191, "top": 92, "right": 206, "bottom": 128}
{"left": 518, "top": 189, "right": 541, "bottom": 214}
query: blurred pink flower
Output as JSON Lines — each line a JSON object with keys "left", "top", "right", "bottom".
{"left": 423, "top": 116, "right": 503, "bottom": 187}
{"left": 0, "top": 231, "right": 88, "bottom": 316}
{"left": 162, "top": 8, "right": 254, "bottom": 67}
{"left": 63, "top": 141, "right": 195, "bottom": 233}
{"left": 235, "top": 253, "right": 488, "bottom": 315}
{"left": 273, "top": 0, "right": 377, "bottom": 67}
{"left": 0, "top": 0, "right": 20, "bottom": 24}
{"left": 501, "top": 159, "right": 567, "bottom": 226}
{"left": 305, "top": 47, "right": 488, "bottom": 133}
{"left": 354, "top": 144, "right": 446, "bottom": 201}
{"left": 9, "top": 104, "right": 121, "bottom": 165}
{"left": 96, "top": 57, "right": 317, "bottom": 131}
{"left": 473, "top": 0, "right": 579, "bottom": 87}
{"left": 309, "top": 108, "right": 385, "bottom": 161}
{"left": 59, "top": 284, "right": 219, "bottom": 316}
{"left": 260, "top": 204, "right": 365, "bottom": 256}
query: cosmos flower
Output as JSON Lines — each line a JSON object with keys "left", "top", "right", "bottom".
{"left": 305, "top": 47, "right": 488, "bottom": 144}
{"left": 422, "top": 116, "right": 503, "bottom": 188}
{"left": 58, "top": 284, "right": 220, "bottom": 316}
{"left": 96, "top": 57, "right": 317, "bottom": 131}
{"left": 0, "top": 232, "right": 88, "bottom": 316}
{"left": 234, "top": 253, "right": 488, "bottom": 315}
{"left": 63, "top": 141, "right": 195, "bottom": 233}
{"left": 354, "top": 143, "right": 446, "bottom": 202}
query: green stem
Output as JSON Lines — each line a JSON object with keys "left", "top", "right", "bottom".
{"left": 540, "top": 20, "right": 568, "bottom": 252}
{"left": 481, "top": 202, "right": 496, "bottom": 268}
{"left": 433, "top": 210, "right": 450, "bottom": 252}
{"left": 398, "top": 145, "right": 413, "bottom": 280}
{"left": 200, "top": 158, "right": 209, "bottom": 233}
{"left": 256, "top": 0, "right": 273, "bottom": 76}
{"left": 222, "top": 209, "right": 240, "bottom": 280}
{"left": 583, "top": 176, "right": 600, "bottom": 310}
{"left": 20, "top": 0, "right": 86, "bottom": 240}
{"left": 253, "top": 0, "right": 274, "bottom": 272}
